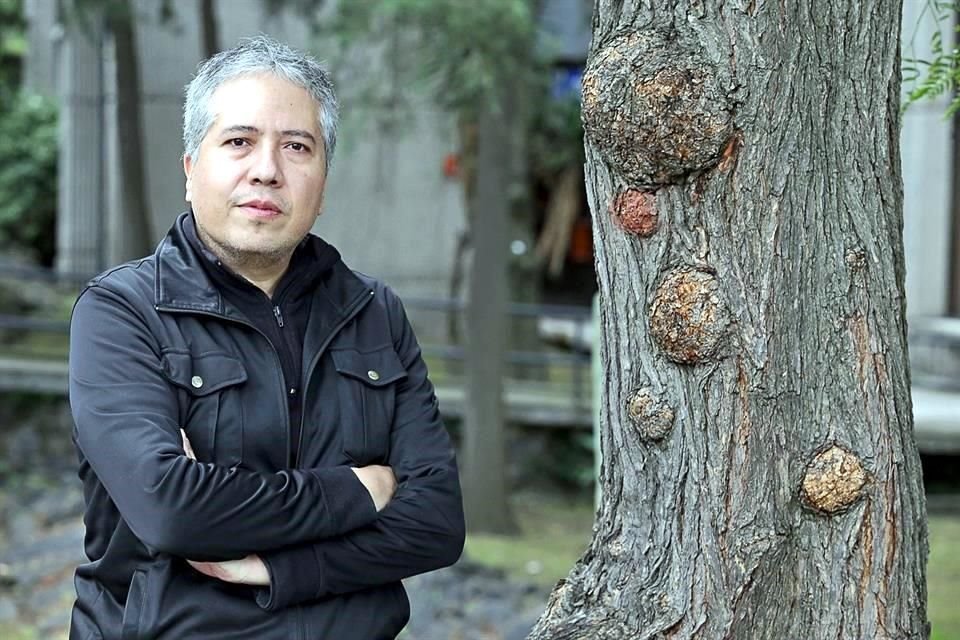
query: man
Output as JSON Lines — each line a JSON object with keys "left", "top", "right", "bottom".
{"left": 68, "top": 35, "right": 464, "bottom": 640}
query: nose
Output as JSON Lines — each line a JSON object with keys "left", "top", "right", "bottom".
{"left": 249, "top": 145, "right": 281, "bottom": 186}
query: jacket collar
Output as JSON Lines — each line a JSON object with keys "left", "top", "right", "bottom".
{"left": 154, "top": 212, "right": 370, "bottom": 319}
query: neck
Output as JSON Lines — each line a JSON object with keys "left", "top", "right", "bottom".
{"left": 223, "top": 254, "right": 291, "bottom": 298}
{"left": 194, "top": 225, "right": 292, "bottom": 298}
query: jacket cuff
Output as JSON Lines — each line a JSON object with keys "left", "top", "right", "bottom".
{"left": 255, "top": 545, "right": 323, "bottom": 611}
{"left": 254, "top": 466, "right": 376, "bottom": 611}
{"left": 309, "top": 465, "right": 378, "bottom": 535}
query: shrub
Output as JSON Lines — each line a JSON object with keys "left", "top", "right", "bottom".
{"left": 0, "top": 90, "right": 58, "bottom": 265}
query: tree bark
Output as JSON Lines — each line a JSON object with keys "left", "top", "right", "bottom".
{"left": 530, "top": 2, "right": 929, "bottom": 639}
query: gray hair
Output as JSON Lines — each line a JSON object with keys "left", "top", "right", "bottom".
{"left": 182, "top": 35, "right": 338, "bottom": 168}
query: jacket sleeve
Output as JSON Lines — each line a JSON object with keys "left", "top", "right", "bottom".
{"left": 69, "top": 284, "right": 378, "bottom": 559}
{"left": 255, "top": 288, "right": 465, "bottom": 611}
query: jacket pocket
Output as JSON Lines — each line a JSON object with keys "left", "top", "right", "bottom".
{"left": 330, "top": 346, "right": 407, "bottom": 465}
{"left": 161, "top": 350, "right": 248, "bottom": 467}
{"left": 120, "top": 569, "right": 147, "bottom": 640}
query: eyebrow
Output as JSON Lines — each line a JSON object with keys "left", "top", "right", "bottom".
{"left": 220, "top": 125, "right": 317, "bottom": 144}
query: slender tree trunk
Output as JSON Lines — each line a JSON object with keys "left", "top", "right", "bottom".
{"left": 200, "top": 0, "right": 220, "bottom": 58}
{"left": 105, "top": 0, "right": 152, "bottom": 262}
{"left": 530, "top": 2, "right": 928, "bottom": 639}
{"left": 461, "top": 98, "right": 518, "bottom": 535}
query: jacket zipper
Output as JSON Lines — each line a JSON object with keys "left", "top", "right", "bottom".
{"left": 293, "top": 289, "right": 375, "bottom": 469}
{"left": 157, "top": 288, "right": 375, "bottom": 472}
{"left": 155, "top": 305, "right": 291, "bottom": 462}
{"left": 273, "top": 305, "right": 284, "bottom": 328}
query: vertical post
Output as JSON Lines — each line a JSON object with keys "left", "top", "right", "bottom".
{"left": 461, "top": 98, "right": 517, "bottom": 534}
{"left": 55, "top": 5, "right": 106, "bottom": 277}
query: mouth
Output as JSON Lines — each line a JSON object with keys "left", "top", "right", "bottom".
{"left": 237, "top": 200, "right": 283, "bottom": 219}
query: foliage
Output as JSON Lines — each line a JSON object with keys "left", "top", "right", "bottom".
{"left": 271, "top": 0, "right": 585, "bottom": 179}
{"left": 275, "top": 0, "right": 541, "bottom": 119}
{"left": 903, "top": 1, "right": 960, "bottom": 115}
{"left": 0, "top": 91, "right": 58, "bottom": 265}
{"left": 0, "top": 0, "right": 25, "bottom": 95}
{"left": 529, "top": 87, "right": 584, "bottom": 181}
{"left": 0, "top": 0, "right": 57, "bottom": 265}
{"left": 536, "top": 430, "right": 594, "bottom": 491}
{"left": 68, "top": 0, "right": 179, "bottom": 33}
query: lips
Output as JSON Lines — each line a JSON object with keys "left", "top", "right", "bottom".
{"left": 239, "top": 199, "right": 281, "bottom": 213}
{"left": 237, "top": 199, "right": 283, "bottom": 219}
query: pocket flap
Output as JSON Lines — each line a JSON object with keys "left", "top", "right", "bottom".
{"left": 161, "top": 351, "right": 248, "bottom": 396}
{"left": 331, "top": 347, "right": 407, "bottom": 387}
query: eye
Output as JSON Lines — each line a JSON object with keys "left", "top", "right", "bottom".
{"left": 226, "top": 138, "right": 248, "bottom": 148}
{"left": 286, "top": 142, "right": 310, "bottom": 153}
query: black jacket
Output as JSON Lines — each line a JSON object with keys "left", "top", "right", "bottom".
{"left": 67, "top": 213, "right": 465, "bottom": 640}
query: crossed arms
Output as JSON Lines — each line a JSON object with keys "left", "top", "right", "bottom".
{"left": 69, "top": 282, "right": 465, "bottom": 610}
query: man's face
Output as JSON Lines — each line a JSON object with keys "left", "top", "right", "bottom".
{"left": 183, "top": 73, "right": 327, "bottom": 262}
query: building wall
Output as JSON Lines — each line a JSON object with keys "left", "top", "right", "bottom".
{"left": 900, "top": 3, "right": 953, "bottom": 318}
{"left": 34, "top": 0, "right": 954, "bottom": 320}
{"left": 127, "top": 0, "right": 467, "bottom": 303}
{"left": 35, "top": 0, "right": 466, "bottom": 314}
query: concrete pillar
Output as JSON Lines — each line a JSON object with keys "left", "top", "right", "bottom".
{"left": 22, "top": 0, "right": 60, "bottom": 96}
{"left": 55, "top": 15, "right": 106, "bottom": 277}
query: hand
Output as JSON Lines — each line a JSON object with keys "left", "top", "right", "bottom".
{"left": 187, "top": 555, "right": 270, "bottom": 586}
{"left": 180, "top": 429, "right": 197, "bottom": 460}
{"left": 181, "top": 432, "right": 269, "bottom": 586}
{"left": 351, "top": 465, "right": 397, "bottom": 512}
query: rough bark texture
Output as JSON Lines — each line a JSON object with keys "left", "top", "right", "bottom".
{"left": 529, "top": 2, "right": 928, "bottom": 639}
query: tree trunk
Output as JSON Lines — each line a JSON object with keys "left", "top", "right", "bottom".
{"left": 200, "top": 0, "right": 220, "bottom": 58}
{"left": 461, "top": 98, "right": 518, "bottom": 535}
{"left": 530, "top": 2, "right": 928, "bottom": 639}
{"left": 105, "top": 0, "right": 153, "bottom": 263}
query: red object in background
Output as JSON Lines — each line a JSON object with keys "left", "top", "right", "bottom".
{"left": 442, "top": 153, "right": 461, "bottom": 179}
{"left": 569, "top": 218, "right": 593, "bottom": 264}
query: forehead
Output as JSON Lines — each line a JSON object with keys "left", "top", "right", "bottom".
{"left": 207, "top": 73, "right": 320, "bottom": 135}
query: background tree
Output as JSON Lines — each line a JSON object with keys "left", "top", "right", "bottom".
{"left": 200, "top": 0, "right": 220, "bottom": 58}
{"left": 67, "top": 0, "right": 179, "bottom": 264}
{"left": 101, "top": 0, "right": 152, "bottom": 263}
{"left": 530, "top": 1, "right": 929, "bottom": 638}
{"left": 279, "top": 0, "right": 567, "bottom": 533}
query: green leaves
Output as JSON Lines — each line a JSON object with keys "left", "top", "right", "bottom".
{"left": 293, "top": 0, "right": 540, "bottom": 118}
{"left": 903, "top": 1, "right": 960, "bottom": 116}
{"left": 0, "top": 1, "right": 56, "bottom": 264}
{"left": 0, "top": 91, "right": 58, "bottom": 265}
{"left": 0, "top": 0, "right": 25, "bottom": 91}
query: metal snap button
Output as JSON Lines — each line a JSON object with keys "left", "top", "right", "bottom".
{"left": 367, "top": 370, "right": 380, "bottom": 381}
{"left": 191, "top": 375, "right": 204, "bottom": 389}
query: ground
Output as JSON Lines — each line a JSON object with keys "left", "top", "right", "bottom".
{"left": 0, "top": 475, "right": 957, "bottom": 639}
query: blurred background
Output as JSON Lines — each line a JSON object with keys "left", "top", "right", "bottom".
{"left": 0, "top": 1, "right": 958, "bottom": 638}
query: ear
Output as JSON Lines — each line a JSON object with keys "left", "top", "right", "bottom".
{"left": 183, "top": 154, "right": 194, "bottom": 202}
{"left": 315, "top": 192, "right": 326, "bottom": 220}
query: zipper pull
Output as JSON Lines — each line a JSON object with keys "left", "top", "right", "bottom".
{"left": 273, "top": 305, "right": 284, "bottom": 328}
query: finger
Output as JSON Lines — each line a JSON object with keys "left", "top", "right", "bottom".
{"left": 180, "top": 429, "right": 196, "bottom": 460}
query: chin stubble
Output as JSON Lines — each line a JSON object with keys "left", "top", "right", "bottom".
{"left": 195, "top": 219, "right": 296, "bottom": 272}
